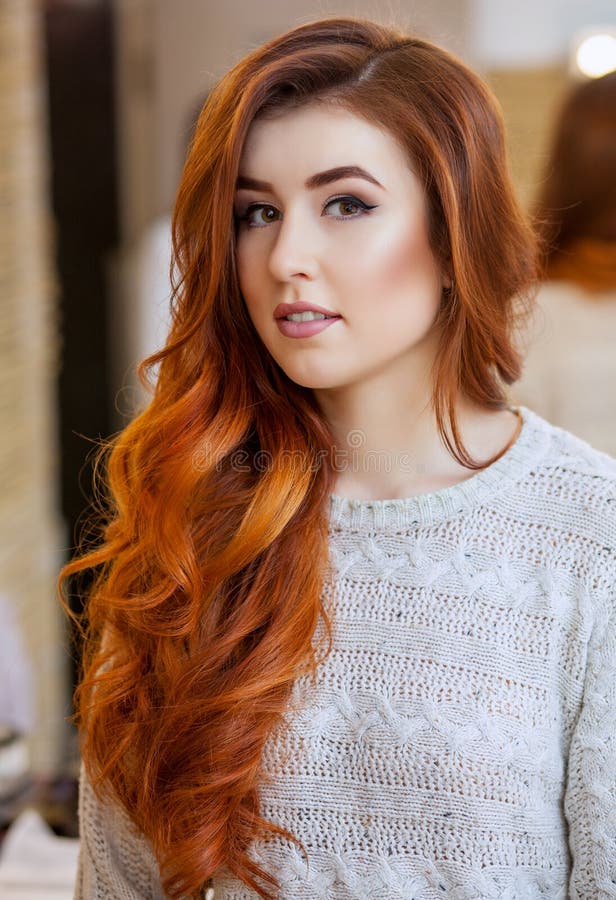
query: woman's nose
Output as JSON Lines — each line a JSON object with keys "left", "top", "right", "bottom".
{"left": 267, "top": 210, "right": 320, "bottom": 282}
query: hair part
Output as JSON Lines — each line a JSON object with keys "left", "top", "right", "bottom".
{"left": 60, "top": 16, "right": 538, "bottom": 898}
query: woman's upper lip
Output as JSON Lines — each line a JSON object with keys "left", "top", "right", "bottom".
{"left": 274, "top": 301, "right": 341, "bottom": 319}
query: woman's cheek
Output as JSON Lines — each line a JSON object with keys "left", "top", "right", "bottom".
{"left": 237, "top": 252, "right": 262, "bottom": 316}
{"left": 332, "top": 222, "right": 381, "bottom": 265}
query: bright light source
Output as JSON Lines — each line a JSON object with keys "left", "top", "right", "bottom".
{"left": 575, "top": 33, "right": 616, "bottom": 78}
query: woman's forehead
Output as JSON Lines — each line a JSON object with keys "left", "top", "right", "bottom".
{"left": 238, "top": 104, "right": 414, "bottom": 190}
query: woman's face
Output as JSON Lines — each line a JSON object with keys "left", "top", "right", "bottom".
{"left": 234, "top": 103, "right": 448, "bottom": 391}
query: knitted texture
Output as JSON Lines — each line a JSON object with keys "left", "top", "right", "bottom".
{"left": 74, "top": 407, "right": 616, "bottom": 899}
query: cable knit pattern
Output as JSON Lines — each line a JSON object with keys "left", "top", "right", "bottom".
{"left": 74, "top": 406, "right": 616, "bottom": 899}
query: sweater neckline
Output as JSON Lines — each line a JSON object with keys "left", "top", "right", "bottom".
{"left": 328, "top": 405, "right": 552, "bottom": 530}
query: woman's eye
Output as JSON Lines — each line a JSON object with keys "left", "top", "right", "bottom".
{"left": 236, "top": 204, "right": 280, "bottom": 228}
{"left": 324, "top": 197, "right": 368, "bottom": 218}
{"left": 235, "top": 196, "right": 375, "bottom": 228}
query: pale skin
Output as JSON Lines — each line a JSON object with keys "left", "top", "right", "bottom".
{"left": 234, "top": 102, "right": 521, "bottom": 500}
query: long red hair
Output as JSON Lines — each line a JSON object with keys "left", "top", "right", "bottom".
{"left": 59, "top": 16, "right": 538, "bottom": 899}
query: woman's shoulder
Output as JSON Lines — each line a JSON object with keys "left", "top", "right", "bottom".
{"left": 522, "top": 404, "right": 616, "bottom": 483}
{"left": 518, "top": 405, "right": 616, "bottom": 540}
{"left": 505, "top": 408, "right": 616, "bottom": 615}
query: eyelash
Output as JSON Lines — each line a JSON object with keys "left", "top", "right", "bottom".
{"left": 234, "top": 195, "right": 377, "bottom": 228}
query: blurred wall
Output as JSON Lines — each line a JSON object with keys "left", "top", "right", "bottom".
{"left": 470, "top": 0, "right": 616, "bottom": 67}
{"left": 470, "top": 0, "right": 616, "bottom": 207}
{"left": 484, "top": 67, "right": 567, "bottom": 210}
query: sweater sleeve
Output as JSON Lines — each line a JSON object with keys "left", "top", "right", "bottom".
{"left": 565, "top": 597, "right": 616, "bottom": 898}
{"left": 74, "top": 762, "right": 167, "bottom": 899}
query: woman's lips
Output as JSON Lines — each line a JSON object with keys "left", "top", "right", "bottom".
{"left": 274, "top": 301, "right": 338, "bottom": 318}
{"left": 275, "top": 316, "right": 342, "bottom": 338}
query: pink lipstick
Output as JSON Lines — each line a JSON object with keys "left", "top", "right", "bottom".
{"left": 276, "top": 316, "right": 342, "bottom": 339}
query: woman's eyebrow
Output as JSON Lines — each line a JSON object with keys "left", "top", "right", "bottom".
{"left": 235, "top": 165, "right": 385, "bottom": 192}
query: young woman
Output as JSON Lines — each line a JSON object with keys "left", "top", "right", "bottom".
{"left": 62, "top": 16, "right": 616, "bottom": 900}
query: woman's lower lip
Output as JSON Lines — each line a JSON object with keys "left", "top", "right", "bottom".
{"left": 275, "top": 316, "right": 342, "bottom": 338}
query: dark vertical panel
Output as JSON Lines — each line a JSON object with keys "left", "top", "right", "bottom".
{"left": 43, "top": 0, "right": 119, "bottom": 691}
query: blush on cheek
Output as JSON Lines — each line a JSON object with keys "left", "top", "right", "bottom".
{"left": 379, "top": 234, "right": 443, "bottom": 341}
{"left": 365, "top": 225, "right": 442, "bottom": 296}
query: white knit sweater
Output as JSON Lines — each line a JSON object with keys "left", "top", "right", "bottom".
{"left": 75, "top": 406, "right": 616, "bottom": 899}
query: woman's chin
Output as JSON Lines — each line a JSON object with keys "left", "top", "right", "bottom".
{"left": 271, "top": 357, "right": 346, "bottom": 391}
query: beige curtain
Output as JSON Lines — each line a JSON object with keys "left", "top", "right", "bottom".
{"left": 0, "top": 0, "right": 68, "bottom": 774}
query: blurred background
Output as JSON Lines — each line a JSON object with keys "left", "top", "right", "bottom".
{"left": 1, "top": 0, "right": 615, "bottom": 885}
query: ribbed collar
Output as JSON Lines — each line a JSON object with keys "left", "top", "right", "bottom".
{"left": 328, "top": 406, "right": 553, "bottom": 531}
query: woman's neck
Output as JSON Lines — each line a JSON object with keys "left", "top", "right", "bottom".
{"left": 324, "top": 397, "right": 522, "bottom": 502}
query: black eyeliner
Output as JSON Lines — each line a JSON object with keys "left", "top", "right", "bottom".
{"left": 234, "top": 194, "right": 379, "bottom": 226}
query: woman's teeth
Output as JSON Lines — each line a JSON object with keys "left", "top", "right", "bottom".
{"left": 285, "top": 311, "right": 332, "bottom": 322}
